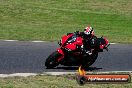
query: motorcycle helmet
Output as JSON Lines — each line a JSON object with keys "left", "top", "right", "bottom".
{"left": 83, "top": 26, "right": 94, "bottom": 38}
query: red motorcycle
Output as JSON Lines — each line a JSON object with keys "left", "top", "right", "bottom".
{"left": 45, "top": 32, "right": 109, "bottom": 69}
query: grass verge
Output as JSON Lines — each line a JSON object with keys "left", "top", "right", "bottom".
{"left": 0, "top": 0, "right": 132, "bottom": 43}
{"left": 0, "top": 73, "right": 131, "bottom": 88}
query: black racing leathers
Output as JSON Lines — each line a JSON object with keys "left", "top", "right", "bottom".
{"left": 75, "top": 31, "right": 99, "bottom": 69}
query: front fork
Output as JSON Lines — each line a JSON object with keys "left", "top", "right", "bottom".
{"left": 56, "top": 48, "right": 64, "bottom": 62}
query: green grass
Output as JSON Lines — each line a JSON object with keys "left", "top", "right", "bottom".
{"left": 0, "top": 74, "right": 131, "bottom": 88}
{"left": 0, "top": 0, "right": 132, "bottom": 43}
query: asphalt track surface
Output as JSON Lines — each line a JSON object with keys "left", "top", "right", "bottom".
{"left": 0, "top": 41, "right": 132, "bottom": 74}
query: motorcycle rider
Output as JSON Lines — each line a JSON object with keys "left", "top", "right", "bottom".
{"left": 66, "top": 25, "right": 100, "bottom": 69}
{"left": 83, "top": 26, "right": 97, "bottom": 55}
{"left": 75, "top": 25, "right": 99, "bottom": 69}
{"left": 75, "top": 25, "right": 98, "bottom": 55}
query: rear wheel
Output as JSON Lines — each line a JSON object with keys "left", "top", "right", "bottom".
{"left": 82, "top": 53, "right": 98, "bottom": 69}
{"left": 87, "top": 52, "right": 98, "bottom": 66}
{"left": 45, "top": 51, "right": 62, "bottom": 69}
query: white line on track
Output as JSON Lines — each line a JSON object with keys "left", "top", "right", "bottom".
{"left": 0, "top": 71, "right": 131, "bottom": 77}
{"left": 4, "top": 40, "right": 18, "bottom": 42}
{"left": 110, "top": 43, "right": 116, "bottom": 44}
{"left": 0, "top": 73, "right": 37, "bottom": 78}
{"left": 2, "top": 40, "right": 117, "bottom": 44}
{"left": 31, "top": 41, "right": 45, "bottom": 43}
{"left": 43, "top": 71, "right": 132, "bottom": 75}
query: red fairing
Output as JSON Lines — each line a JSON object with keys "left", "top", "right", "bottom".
{"left": 61, "top": 34, "right": 73, "bottom": 46}
{"left": 65, "top": 37, "right": 83, "bottom": 51}
{"left": 56, "top": 48, "right": 64, "bottom": 62}
{"left": 65, "top": 43, "right": 76, "bottom": 50}
{"left": 57, "top": 48, "right": 64, "bottom": 55}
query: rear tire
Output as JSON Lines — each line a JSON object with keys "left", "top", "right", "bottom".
{"left": 87, "top": 52, "right": 98, "bottom": 66}
{"left": 45, "top": 51, "right": 62, "bottom": 69}
{"left": 82, "top": 53, "right": 98, "bottom": 69}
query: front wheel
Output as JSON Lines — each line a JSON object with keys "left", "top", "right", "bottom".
{"left": 45, "top": 51, "right": 62, "bottom": 69}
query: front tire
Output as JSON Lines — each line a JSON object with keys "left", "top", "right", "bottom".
{"left": 45, "top": 51, "right": 62, "bottom": 69}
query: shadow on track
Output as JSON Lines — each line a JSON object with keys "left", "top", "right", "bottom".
{"left": 47, "top": 66, "right": 102, "bottom": 71}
